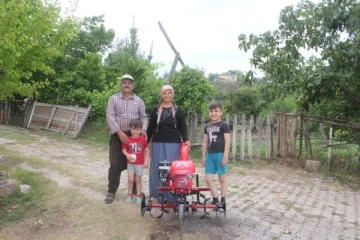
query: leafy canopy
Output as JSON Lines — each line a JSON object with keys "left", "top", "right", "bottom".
{"left": 0, "top": 0, "right": 76, "bottom": 100}
{"left": 238, "top": 0, "right": 360, "bottom": 121}
{"left": 172, "top": 66, "right": 215, "bottom": 115}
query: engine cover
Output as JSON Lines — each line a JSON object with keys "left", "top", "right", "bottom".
{"left": 169, "top": 160, "right": 195, "bottom": 175}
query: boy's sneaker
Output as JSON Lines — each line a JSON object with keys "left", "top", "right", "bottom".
{"left": 125, "top": 195, "right": 133, "bottom": 204}
{"left": 136, "top": 197, "right": 142, "bottom": 205}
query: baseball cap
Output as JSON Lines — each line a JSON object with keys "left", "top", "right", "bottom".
{"left": 120, "top": 74, "right": 134, "bottom": 82}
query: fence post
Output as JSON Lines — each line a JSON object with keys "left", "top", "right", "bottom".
{"left": 299, "top": 111, "right": 304, "bottom": 157}
{"left": 190, "top": 112, "right": 198, "bottom": 145}
{"left": 247, "top": 115, "right": 254, "bottom": 162}
{"left": 266, "top": 115, "right": 271, "bottom": 160}
{"left": 22, "top": 99, "right": 34, "bottom": 128}
{"left": 225, "top": 114, "right": 229, "bottom": 125}
{"left": 198, "top": 114, "right": 205, "bottom": 143}
{"left": 240, "top": 114, "right": 246, "bottom": 161}
{"left": 257, "top": 116, "right": 263, "bottom": 160}
{"left": 232, "top": 114, "right": 238, "bottom": 160}
{"left": 319, "top": 122, "right": 328, "bottom": 145}
{"left": 288, "top": 115, "right": 297, "bottom": 157}
{"left": 328, "top": 127, "right": 333, "bottom": 168}
{"left": 5, "top": 101, "right": 10, "bottom": 124}
{"left": 304, "top": 116, "right": 313, "bottom": 158}
{"left": 279, "top": 111, "right": 286, "bottom": 157}
{"left": 270, "top": 112, "right": 275, "bottom": 159}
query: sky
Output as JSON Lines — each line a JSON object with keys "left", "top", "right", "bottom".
{"left": 61, "top": 0, "right": 307, "bottom": 76}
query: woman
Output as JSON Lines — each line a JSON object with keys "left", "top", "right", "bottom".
{"left": 146, "top": 85, "right": 190, "bottom": 203}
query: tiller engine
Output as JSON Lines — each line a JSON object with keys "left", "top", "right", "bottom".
{"left": 140, "top": 143, "right": 226, "bottom": 222}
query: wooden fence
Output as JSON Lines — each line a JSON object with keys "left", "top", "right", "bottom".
{"left": 188, "top": 112, "right": 360, "bottom": 165}
{"left": 27, "top": 102, "right": 92, "bottom": 138}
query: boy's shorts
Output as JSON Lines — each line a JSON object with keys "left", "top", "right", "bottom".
{"left": 205, "top": 152, "right": 227, "bottom": 176}
{"left": 127, "top": 163, "right": 144, "bottom": 176}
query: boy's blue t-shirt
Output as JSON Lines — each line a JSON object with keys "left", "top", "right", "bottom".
{"left": 204, "top": 121, "right": 231, "bottom": 153}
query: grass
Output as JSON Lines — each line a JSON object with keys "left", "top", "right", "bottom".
{"left": 0, "top": 147, "right": 88, "bottom": 183}
{"left": 0, "top": 166, "right": 52, "bottom": 229}
{"left": 0, "top": 127, "right": 38, "bottom": 144}
{"left": 77, "top": 120, "right": 110, "bottom": 147}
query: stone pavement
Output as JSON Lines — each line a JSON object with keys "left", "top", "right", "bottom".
{"left": 118, "top": 164, "right": 360, "bottom": 240}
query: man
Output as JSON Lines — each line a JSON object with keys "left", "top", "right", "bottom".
{"left": 105, "top": 74, "right": 147, "bottom": 204}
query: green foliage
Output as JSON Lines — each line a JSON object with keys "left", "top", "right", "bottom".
{"left": 103, "top": 18, "right": 162, "bottom": 115}
{"left": 87, "top": 84, "right": 114, "bottom": 119}
{"left": 77, "top": 120, "right": 109, "bottom": 146}
{"left": 172, "top": 66, "right": 216, "bottom": 115}
{"left": 35, "top": 15, "right": 163, "bottom": 120}
{"left": 224, "top": 86, "right": 261, "bottom": 117}
{"left": 238, "top": 0, "right": 360, "bottom": 122}
{"left": 140, "top": 79, "right": 165, "bottom": 113}
{"left": 212, "top": 81, "right": 240, "bottom": 102}
{"left": 265, "top": 96, "right": 298, "bottom": 115}
{"left": 207, "top": 73, "right": 218, "bottom": 82}
{"left": 38, "top": 15, "right": 114, "bottom": 106}
{"left": 0, "top": 0, "right": 76, "bottom": 100}
{"left": 104, "top": 19, "right": 158, "bottom": 92}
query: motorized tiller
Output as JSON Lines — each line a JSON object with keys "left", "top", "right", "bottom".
{"left": 140, "top": 142, "right": 226, "bottom": 222}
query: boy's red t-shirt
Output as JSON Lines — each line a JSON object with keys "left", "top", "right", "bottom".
{"left": 122, "top": 136, "right": 148, "bottom": 165}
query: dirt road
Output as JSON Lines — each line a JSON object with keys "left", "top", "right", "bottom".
{"left": 0, "top": 125, "right": 359, "bottom": 240}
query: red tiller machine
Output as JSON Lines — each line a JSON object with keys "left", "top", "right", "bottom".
{"left": 140, "top": 142, "right": 226, "bottom": 222}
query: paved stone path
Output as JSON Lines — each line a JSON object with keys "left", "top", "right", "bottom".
{"left": 118, "top": 166, "right": 360, "bottom": 240}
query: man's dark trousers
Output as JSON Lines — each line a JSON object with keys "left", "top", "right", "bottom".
{"left": 108, "top": 133, "right": 137, "bottom": 195}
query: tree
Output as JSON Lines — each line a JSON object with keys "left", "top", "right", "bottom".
{"left": 38, "top": 15, "right": 115, "bottom": 105}
{"left": 172, "top": 66, "right": 216, "bottom": 115}
{"left": 0, "top": 0, "right": 76, "bottom": 100}
{"left": 207, "top": 73, "right": 218, "bottom": 82}
{"left": 238, "top": 0, "right": 360, "bottom": 121}
{"left": 104, "top": 19, "right": 160, "bottom": 112}
{"left": 224, "top": 86, "right": 261, "bottom": 117}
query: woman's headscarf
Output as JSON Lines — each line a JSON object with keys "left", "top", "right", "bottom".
{"left": 156, "top": 85, "right": 176, "bottom": 127}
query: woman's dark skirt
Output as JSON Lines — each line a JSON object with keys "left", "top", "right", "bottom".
{"left": 149, "top": 142, "right": 180, "bottom": 203}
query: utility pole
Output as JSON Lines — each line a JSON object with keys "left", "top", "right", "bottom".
{"left": 158, "top": 21, "right": 185, "bottom": 82}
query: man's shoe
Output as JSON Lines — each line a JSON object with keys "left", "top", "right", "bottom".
{"left": 105, "top": 193, "right": 115, "bottom": 204}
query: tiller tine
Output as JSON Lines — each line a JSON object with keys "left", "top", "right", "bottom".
{"left": 200, "top": 211, "right": 210, "bottom": 219}
{"left": 155, "top": 211, "right": 164, "bottom": 219}
{"left": 140, "top": 194, "right": 150, "bottom": 217}
{"left": 215, "top": 201, "right": 227, "bottom": 219}
{"left": 200, "top": 198, "right": 213, "bottom": 218}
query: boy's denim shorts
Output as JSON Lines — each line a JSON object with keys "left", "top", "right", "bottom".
{"left": 205, "top": 152, "right": 227, "bottom": 176}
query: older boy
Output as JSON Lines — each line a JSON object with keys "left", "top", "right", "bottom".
{"left": 201, "top": 103, "right": 231, "bottom": 205}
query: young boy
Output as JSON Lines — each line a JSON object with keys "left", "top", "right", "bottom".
{"left": 201, "top": 103, "right": 231, "bottom": 205}
{"left": 122, "top": 118, "right": 150, "bottom": 204}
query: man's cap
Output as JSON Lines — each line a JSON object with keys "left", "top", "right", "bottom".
{"left": 119, "top": 74, "right": 134, "bottom": 82}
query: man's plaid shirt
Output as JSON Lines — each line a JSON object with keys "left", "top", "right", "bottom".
{"left": 106, "top": 92, "right": 146, "bottom": 134}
